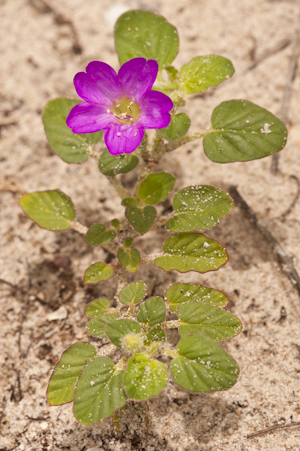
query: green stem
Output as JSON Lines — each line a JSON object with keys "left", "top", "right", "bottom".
{"left": 164, "top": 130, "right": 210, "bottom": 154}
{"left": 107, "top": 175, "right": 129, "bottom": 199}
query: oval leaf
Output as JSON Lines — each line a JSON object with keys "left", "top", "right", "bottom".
{"left": 119, "top": 282, "right": 147, "bottom": 305}
{"left": 74, "top": 357, "right": 126, "bottom": 424}
{"left": 144, "top": 326, "right": 166, "bottom": 345}
{"left": 203, "top": 100, "right": 287, "bottom": 163}
{"left": 165, "top": 283, "right": 229, "bottom": 312}
{"left": 114, "top": 10, "right": 179, "bottom": 70}
{"left": 157, "top": 113, "right": 191, "bottom": 142}
{"left": 118, "top": 248, "right": 140, "bottom": 273}
{"left": 85, "top": 299, "right": 110, "bottom": 318}
{"left": 84, "top": 262, "right": 114, "bottom": 284}
{"left": 180, "top": 55, "right": 234, "bottom": 94}
{"left": 155, "top": 233, "right": 228, "bottom": 273}
{"left": 105, "top": 319, "right": 141, "bottom": 348}
{"left": 43, "top": 98, "right": 102, "bottom": 163}
{"left": 87, "top": 314, "right": 119, "bottom": 338}
{"left": 166, "top": 185, "right": 233, "bottom": 232}
{"left": 98, "top": 148, "right": 139, "bottom": 176}
{"left": 177, "top": 302, "right": 242, "bottom": 341}
{"left": 124, "top": 352, "right": 167, "bottom": 400}
{"left": 170, "top": 335, "right": 239, "bottom": 392}
{"left": 125, "top": 205, "right": 156, "bottom": 234}
{"left": 136, "top": 297, "right": 166, "bottom": 327}
{"left": 20, "top": 190, "right": 75, "bottom": 231}
{"left": 138, "top": 172, "right": 176, "bottom": 205}
{"left": 85, "top": 224, "right": 116, "bottom": 246}
{"left": 47, "top": 343, "right": 96, "bottom": 405}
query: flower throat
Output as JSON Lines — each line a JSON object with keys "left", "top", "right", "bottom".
{"left": 109, "top": 97, "right": 140, "bottom": 124}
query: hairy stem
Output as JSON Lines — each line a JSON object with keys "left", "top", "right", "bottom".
{"left": 162, "top": 319, "right": 182, "bottom": 329}
{"left": 107, "top": 175, "right": 129, "bottom": 199}
{"left": 164, "top": 130, "right": 210, "bottom": 153}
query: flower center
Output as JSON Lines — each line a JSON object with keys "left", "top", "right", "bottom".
{"left": 108, "top": 97, "right": 140, "bottom": 124}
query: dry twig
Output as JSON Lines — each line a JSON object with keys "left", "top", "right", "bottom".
{"left": 271, "top": 5, "right": 300, "bottom": 174}
{"left": 229, "top": 186, "right": 300, "bottom": 295}
{"left": 246, "top": 421, "right": 300, "bottom": 438}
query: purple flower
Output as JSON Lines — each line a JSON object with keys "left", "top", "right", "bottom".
{"left": 66, "top": 58, "right": 173, "bottom": 155}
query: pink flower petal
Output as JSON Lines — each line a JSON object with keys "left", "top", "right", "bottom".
{"left": 74, "top": 61, "right": 122, "bottom": 105}
{"left": 138, "top": 91, "right": 173, "bottom": 129}
{"left": 66, "top": 102, "right": 117, "bottom": 134}
{"left": 118, "top": 58, "right": 158, "bottom": 102}
{"left": 104, "top": 124, "right": 144, "bottom": 155}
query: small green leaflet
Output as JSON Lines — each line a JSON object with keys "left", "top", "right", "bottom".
{"left": 170, "top": 335, "right": 239, "bottom": 392}
{"left": 180, "top": 55, "right": 234, "bottom": 94}
{"left": 136, "top": 297, "right": 166, "bottom": 327}
{"left": 157, "top": 113, "right": 191, "bottom": 142}
{"left": 125, "top": 205, "right": 156, "bottom": 234}
{"left": 20, "top": 190, "right": 75, "bottom": 231}
{"left": 84, "top": 262, "right": 113, "bottom": 284}
{"left": 85, "top": 299, "right": 110, "bottom": 318}
{"left": 166, "top": 185, "right": 233, "bottom": 232}
{"left": 138, "top": 172, "right": 176, "bottom": 205}
{"left": 119, "top": 282, "right": 147, "bottom": 305}
{"left": 203, "top": 100, "right": 287, "bottom": 163}
{"left": 98, "top": 148, "right": 139, "bottom": 176}
{"left": 87, "top": 314, "right": 118, "bottom": 338}
{"left": 85, "top": 224, "right": 116, "bottom": 246}
{"left": 144, "top": 326, "right": 166, "bottom": 345}
{"left": 155, "top": 233, "right": 228, "bottom": 273}
{"left": 43, "top": 98, "right": 103, "bottom": 164}
{"left": 47, "top": 343, "right": 96, "bottom": 405}
{"left": 74, "top": 357, "right": 126, "bottom": 424}
{"left": 118, "top": 248, "right": 140, "bottom": 273}
{"left": 165, "top": 283, "right": 229, "bottom": 312}
{"left": 124, "top": 352, "right": 168, "bottom": 400}
{"left": 114, "top": 10, "right": 179, "bottom": 70}
{"left": 177, "top": 301, "right": 242, "bottom": 341}
{"left": 121, "top": 197, "right": 137, "bottom": 207}
{"left": 105, "top": 319, "right": 141, "bottom": 348}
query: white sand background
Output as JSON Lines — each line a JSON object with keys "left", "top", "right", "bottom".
{"left": 1, "top": 0, "right": 300, "bottom": 450}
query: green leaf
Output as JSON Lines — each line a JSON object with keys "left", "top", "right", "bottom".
{"left": 203, "top": 100, "right": 288, "bottom": 163}
{"left": 85, "top": 224, "right": 116, "bottom": 246}
{"left": 98, "top": 148, "right": 139, "bottom": 176}
{"left": 105, "top": 319, "right": 141, "bottom": 348}
{"left": 157, "top": 113, "right": 191, "bottom": 142}
{"left": 136, "top": 297, "right": 166, "bottom": 327}
{"left": 177, "top": 302, "right": 242, "bottom": 341}
{"left": 144, "top": 326, "right": 166, "bottom": 345}
{"left": 155, "top": 233, "right": 228, "bottom": 273}
{"left": 121, "top": 197, "right": 137, "bottom": 207}
{"left": 125, "top": 205, "right": 156, "bottom": 234}
{"left": 166, "top": 185, "right": 233, "bottom": 232}
{"left": 47, "top": 343, "right": 96, "bottom": 405}
{"left": 43, "top": 98, "right": 103, "bottom": 164}
{"left": 20, "top": 190, "right": 75, "bottom": 231}
{"left": 124, "top": 352, "right": 168, "bottom": 400}
{"left": 165, "top": 283, "right": 229, "bottom": 312}
{"left": 117, "top": 248, "right": 140, "bottom": 273}
{"left": 180, "top": 55, "right": 234, "bottom": 94}
{"left": 138, "top": 172, "right": 176, "bottom": 205}
{"left": 87, "top": 314, "right": 119, "bottom": 338}
{"left": 85, "top": 299, "right": 110, "bottom": 318}
{"left": 84, "top": 262, "right": 114, "bottom": 284}
{"left": 170, "top": 335, "right": 239, "bottom": 393}
{"left": 119, "top": 282, "right": 147, "bottom": 305}
{"left": 74, "top": 357, "right": 126, "bottom": 424}
{"left": 114, "top": 10, "right": 179, "bottom": 70}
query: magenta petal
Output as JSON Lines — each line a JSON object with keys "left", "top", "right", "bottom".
{"left": 74, "top": 61, "right": 122, "bottom": 105}
{"left": 104, "top": 124, "right": 144, "bottom": 155}
{"left": 66, "top": 102, "right": 117, "bottom": 134}
{"left": 118, "top": 58, "right": 158, "bottom": 102}
{"left": 138, "top": 91, "right": 173, "bottom": 129}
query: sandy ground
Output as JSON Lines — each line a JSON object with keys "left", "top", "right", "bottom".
{"left": 1, "top": 0, "right": 300, "bottom": 449}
